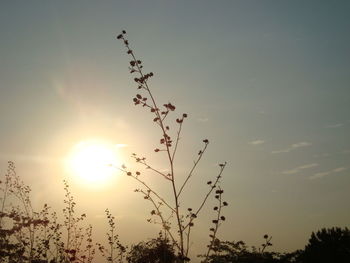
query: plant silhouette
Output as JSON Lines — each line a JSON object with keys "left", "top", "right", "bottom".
{"left": 116, "top": 30, "right": 228, "bottom": 262}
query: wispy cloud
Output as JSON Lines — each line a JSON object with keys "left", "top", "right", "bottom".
{"left": 309, "top": 167, "right": 347, "bottom": 180}
{"left": 282, "top": 163, "right": 318, "bottom": 175}
{"left": 313, "top": 153, "right": 331, "bottom": 158}
{"left": 272, "top": 142, "right": 312, "bottom": 154}
{"left": 333, "top": 167, "right": 347, "bottom": 173}
{"left": 291, "top": 142, "right": 312, "bottom": 148}
{"left": 249, "top": 140, "right": 265, "bottom": 145}
{"left": 325, "top": 123, "right": 344, "bottom": 128}
{"left": 298, "top": 163, "right": 319, "bottom": 169}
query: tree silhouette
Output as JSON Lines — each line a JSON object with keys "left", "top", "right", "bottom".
{"left": 301, "top": 227, "right": 350, "bottom": 263}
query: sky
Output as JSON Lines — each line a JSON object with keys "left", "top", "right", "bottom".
{"left": 0, "top": 0, "right": 349, "bottom": 259}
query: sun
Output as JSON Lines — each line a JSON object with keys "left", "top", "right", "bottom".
{"left": 65, "top": 140, "right": 122, "bottom": 186}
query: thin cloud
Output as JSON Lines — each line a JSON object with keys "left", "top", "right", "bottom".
{"left": 325, "top": 123, "right": 344, "bottom": 128}
{"left": 309, "top": 167, "right": 347, "bottom": 180}
{"left": 282, "top": 163, "right": 318, "bottom": 175}
{"left": 298, "top": 163, "right": 319, "bottom": 169}
{"left": 332, "top": 167, "right": 346, "bottom": 173}
{"left": 249, "top": 140, "right": 265, "bottom": 145}
{"left": 282, "top": 169, "right": 299, "bottom": 175}
{"left": 291, "top": 142, "right": 312, "bottom": 149}
{"left": 272, "top": 142, "right": 312, "bottom": 154}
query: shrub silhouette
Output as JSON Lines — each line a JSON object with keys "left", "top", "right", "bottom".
{"left": 0, "top": 162, "right": 95, "bottom": 263}
{"left": 126, "top": 233, "right": 179, "bottom": 263}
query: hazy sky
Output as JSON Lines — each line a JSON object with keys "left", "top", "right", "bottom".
{"left": 1, "top": 0, "right": 349, "bottom": 258}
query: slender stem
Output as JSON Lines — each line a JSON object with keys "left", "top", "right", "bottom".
{"left": 145, "top": 191, "right": 181, "bottom": 252}
{"left": 204, "top": 192, "right": 222, "bottom": 261}
{"left": 177, "top": 142, "right": 208, "bottom": 198}
{"left": 122, "top": 37, "right": 185, "bottom": 257}
{"left": 171, "top": 122, "right": 183, "bottom": 163}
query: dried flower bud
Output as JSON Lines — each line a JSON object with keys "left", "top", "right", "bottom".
{"left": 203, "top": 139, "right": 209, "bottom": 143}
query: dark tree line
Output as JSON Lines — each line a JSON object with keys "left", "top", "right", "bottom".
{"left": 125, "top": 227, "right": 350, "bottom": 263}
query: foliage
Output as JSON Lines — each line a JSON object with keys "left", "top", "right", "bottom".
{"left": 200, "top": 235, "right": 302, "bottom": 263}
{"left": 126, "top": 233, "right": 179, "bottom": 263}
{"left": 301, "top": 227, "right": 350, "bottom": 263}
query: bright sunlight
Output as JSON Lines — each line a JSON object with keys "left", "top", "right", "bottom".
{"left": 65, "top": 140, "right": 122, "bottom": 186}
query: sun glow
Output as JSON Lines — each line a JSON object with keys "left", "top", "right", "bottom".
{"left": 66, "top": 140, "right": 122, "bottom": 186}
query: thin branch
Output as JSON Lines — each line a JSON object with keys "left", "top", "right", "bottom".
{"left": 183, "top": 163, "right": 226, "bottom": 231}
{"left": 171, "top": 122, "right": 183, "bottom": 163}
{"left": 177, "top": 142, "right": 209, "bottom": 198}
